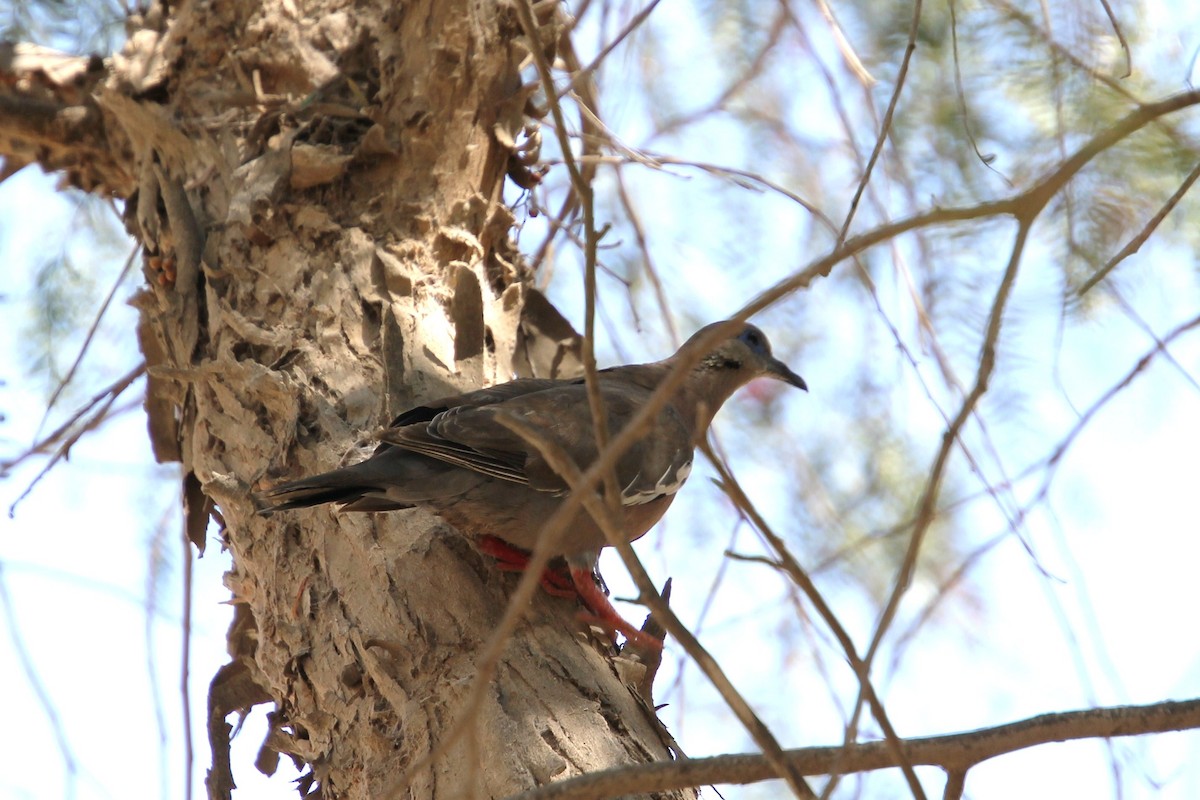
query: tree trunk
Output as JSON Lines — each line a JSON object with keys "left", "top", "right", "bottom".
{"left": 2, "top": 2, "right": 688, "bottom": 798}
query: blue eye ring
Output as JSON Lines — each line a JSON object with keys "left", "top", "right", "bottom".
{"left": 739, "top": 325, "right": 767, "bottom": 353}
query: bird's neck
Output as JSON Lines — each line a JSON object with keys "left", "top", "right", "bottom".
{"left": 606, "top": 360, "right": 741, "bottom": 443}
{"left": 671, "top": 366, "right": 744, "bottom": 443}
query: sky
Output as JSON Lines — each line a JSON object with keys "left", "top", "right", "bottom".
{"left": 3, "top": 2, "right": 1200, "bottom": 800}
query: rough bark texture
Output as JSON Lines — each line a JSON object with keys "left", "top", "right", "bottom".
{"left": 2, "top": 2, "right": 690, "bottom": 799}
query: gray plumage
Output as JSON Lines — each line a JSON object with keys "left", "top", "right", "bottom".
{"left": 260, "top": 321, "right": 805, "bottom": 647}
{"left": 259, "top": 321, "right": 805, "bottom": 558}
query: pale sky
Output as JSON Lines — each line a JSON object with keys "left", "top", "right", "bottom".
{"left": 3, "top": 3, "right": 1200, "bottom": 798}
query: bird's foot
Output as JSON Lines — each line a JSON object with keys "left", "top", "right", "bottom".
{"left": 477, "top": 535, "right": 576, "bottom": 597}
{"left": 569, "top": 567, "right": 664, "bottom": 651}
{"left": 477, "top": 537, "right": 662, "bottom": 649}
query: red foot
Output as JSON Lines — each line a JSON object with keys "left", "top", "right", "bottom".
{"left": 569, "top": 567, "right": 663, "bottom": 651}
{"left": 477, "top": 535, "right": 576, "bottom": 597}
{"left": 477, "top": 537, "right": 663, "bottom": 650}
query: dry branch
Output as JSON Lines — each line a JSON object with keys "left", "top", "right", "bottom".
{"left": 505, "top": 698, "right": 1200, "bottom": 800}
{"left": 0, "top": 43, "right": 133, "bottom": 193}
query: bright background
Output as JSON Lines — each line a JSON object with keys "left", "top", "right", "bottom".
{"left": 3, "top": 1, "right": 1200, "bottom": 798}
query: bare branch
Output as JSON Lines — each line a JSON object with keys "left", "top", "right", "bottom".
{"left": 1019, "top": 311, "right": 1200, "bottom": 524}
{"left": 504, "top": 698, "right": 1200, "bottom": 800}
{"left": 1077, "top": 160, "right": 1200, "bottom": 296}
{"left": 652, "top": 4, "right": 789, "bottom": 140}
{"left": 809, "top": 0, "right": 875, "bottom": 85}
{"left": 1095, "top": 0, "right": 1132, "bottom": 79}
{"left": 0, "top": 43, "right": 134, "bottom": 194}
{"left": 560, "top": 0, "right": 665, "bottom": 102}
{"left": 36, "top": 242, "right": 139, "bottom": 439}
{"left": 841, "top": 219, "right": 1031, "bottom": 764}
{"left": 835, "top": 0, "right": 922, "bottom": 245}
{"left": 735, "top": 89, "right": 1200, "bottom": 322}
{"left": 4, "top": 364, "right": 147, "bottom": 516}
{"left": 514, "top": 0, "right": 623, "bottom": 553}
{"left": 948, "top": 0, "right": 1011, "bottom": 182}
{"left": 701, "top": 442, "right": 925, "bottom": 800}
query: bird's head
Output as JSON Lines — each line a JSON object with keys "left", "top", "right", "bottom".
{"left": 690, "top": 321, "right": 807, "bottom": 392}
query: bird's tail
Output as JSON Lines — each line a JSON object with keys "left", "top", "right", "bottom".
{"left": 256, "top": 465, "right": 402, "bottom": 515}
{"left": 256, "top": 447, "right": 476, "bottom": 515}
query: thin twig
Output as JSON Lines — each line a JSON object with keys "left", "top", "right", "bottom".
{"left": 514, "top": 0, "right": 622, "bottom": 548}
{"left": 990, "top": 0, "right": 1172, "bottom": 122}
{"left": 1017, "top": 311, "right": 1200, "bottom": 527}
{"left": 5, "top": 363, "right": 147, "bottom": 516}
{"left": 1106, "top": 287, "right": 1200, "bottom": 393}
{"left": 181, "top": 521, "right": 194, "bottom": 800}
{"left": 835, "top": 0, "right": 922, "bottom": 245}
{"left": 384, "top": 319, "right": 779, "bottom": 799}
{"left": 496, "top": 414, "right": 817, "bottom": 800}
{"left": 1094, "top": 0, "right": 1132, "bottom": 79}
{"left": 613, "top": 158, "right": 676, "bottom": 345}
{"left": 1077, "top": 160, "right": 1200, "bottom": 296}
{"left": 0, "top": 563, "right": 80, "bottom": 794}
{"left": 35, "top": 242, "right": 139, "bottom": 440}
{"left": 652, "top": 4, "right": 789, "bottom": 140}
{"left": 701, "top": 443, "right": 926, "bottom": 800}
{"left": 948, "top": 0, "right": 1012, "bottom": 183}
{"left": 735, "top": 89, "right": 1200, "bottom": 326}
{"left": 848, "top": 219, "right": 1031, "bottom": 754}
{"left": 560, "top": 0, "right": 664, "bottom": 101}
{"left": 809, "top": 0, "right": 875, "bottom": 85}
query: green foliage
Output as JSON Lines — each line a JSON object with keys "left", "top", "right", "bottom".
{"left": 22, "top": 251, "right": 96, "bottom": 389}
{"left": 12, "top": 187, "right": 132, "bottom": 401}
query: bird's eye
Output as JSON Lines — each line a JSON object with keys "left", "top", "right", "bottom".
{"left": 740, "top": 327, "right": 765, "bottom": 351}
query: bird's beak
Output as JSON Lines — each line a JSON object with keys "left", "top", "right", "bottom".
{"left": 766, "top": 357, "right": 807, "bottom": 391}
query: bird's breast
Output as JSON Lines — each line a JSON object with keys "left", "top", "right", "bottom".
{"left": 620, "top": 460, "right": 693, "bottom": 506}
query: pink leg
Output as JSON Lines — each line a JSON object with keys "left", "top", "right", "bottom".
{"left": 478, "top": 537, "right": 663, "bottom": 650}
{"left": 568, "top": 566, "right": 663, "bottom": 651}
{"left": 477, "top": 535, "right": 577, "bottom": 597}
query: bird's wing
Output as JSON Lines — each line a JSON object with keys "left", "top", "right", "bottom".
{"left": 386, "top": 378, "right": 571, "bottom": 427}
{"left": 381, "top": 374, "right": 696, "bottom": 502}
{"left": 375, "top": 378, "right": 574, "bottom": 483}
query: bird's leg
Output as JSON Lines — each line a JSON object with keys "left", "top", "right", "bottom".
{"left": 476, "top": 535, "right": 576, "bottom": 597}
{"left": 567, "top": 553, "right": 664, "bottom": 651}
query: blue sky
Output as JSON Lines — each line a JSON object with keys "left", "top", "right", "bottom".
{"left": 4, "top": 2, "right": 1200, "bottom": 798}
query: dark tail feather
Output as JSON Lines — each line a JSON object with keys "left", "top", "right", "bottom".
{"left": 256, "top": 468, "right": 413, "bottom": 515}
{"left": 257, "top": 479, "right": 369, "bottom": 514}
{"left": 257, "top": 448, "right": 474, "bottom": 515}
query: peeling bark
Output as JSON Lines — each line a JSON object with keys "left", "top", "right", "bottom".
{"left": 1, "top": 3, "right": 688, "bottom": 798}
